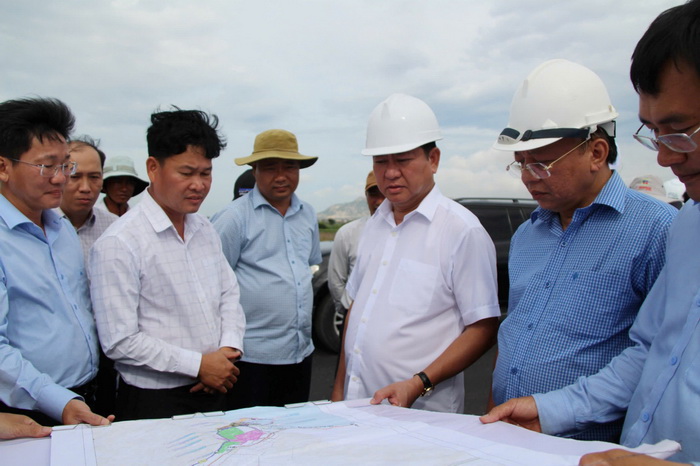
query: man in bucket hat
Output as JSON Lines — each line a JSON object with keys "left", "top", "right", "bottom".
{"left": 98, "top": 155, "right": 148, "bottom": 216}
{"left": 213, "top": 129, "right": 321, "bottom": 409}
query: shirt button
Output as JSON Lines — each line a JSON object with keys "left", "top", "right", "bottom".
{"left": 527, "top": 323, "right": 533, "bottom": 330}
{"left": 670, "top": 356, "right": 678, "bottom": 365}
{"left": 352, "top": 376, "right": 358, "bottom": 382}
{"left": 372, "top": 289, "right": 377, "bottom": 294}
{"left": 510, "top": 368, "right": 518, "bottom": 375}
{"left": 641, "top": 412, "right": 650, "bottom": 422}
{"left": 291, "top": 260, "right": 295, "bottom": 264}
{"left": 391, "top": 232, "right": 397, "bottom": 237}
{"left": 361, "top": 318, "right": 367, "bottom": 323}
{"left": 382, "top": 261, "right": 388, "bottom": 266}
{"left": 544, "top": 282, "right": 551, "bottom": 289}
{"left": 354, "top": 348, "right": 360, "bottom": 354}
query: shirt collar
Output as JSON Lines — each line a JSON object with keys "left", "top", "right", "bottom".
{"left": 0, "top": 193, "right": 62, "bottom": 230}
{"left": 249, "top": 184, "right": 302, "bottom": 216}
{"left": 55, "top": 207, "right": 97, "bottom": 230}
{"left": 531, "top": 171, "right": 626, "bottom": 223}
{"left": 377, "top": 184, "right": 442, "bottom": 225}
{"left": 141, "top": 189, "right": 204, "bottom": 238}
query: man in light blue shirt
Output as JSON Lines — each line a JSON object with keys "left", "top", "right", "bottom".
{"left": 0, "top": 97, "right": 112, "bottom": 427}
{"left": 490, "top": 59, "right": 677, "bottom": 442}
{"left": 213, "top": 129, "right": 321, "bottom": 409}
{"left": 483, "top": 1, "right": 700, "bottom": 463}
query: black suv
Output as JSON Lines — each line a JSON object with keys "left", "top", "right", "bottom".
{"left": 311, "top": 198, "right": 538, "bottom": 352}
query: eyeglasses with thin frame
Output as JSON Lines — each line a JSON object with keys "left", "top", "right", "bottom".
{"left": 4, "top": 157, "right": 77, "bottom": 178}
{"left": 633, "top": 123, "right": 700, "bottom": 153}
{"left": 506, "top": 139, "right": 589, "bottom": 180}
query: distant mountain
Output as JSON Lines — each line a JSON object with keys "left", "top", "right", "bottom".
{"left": 317, "top": 197, "right": 368, "bottom": 222}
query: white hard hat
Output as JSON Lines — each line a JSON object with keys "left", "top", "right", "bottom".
{"left": 362, "top": 93, "right": 442, "bottom": 156}
{"left": 493, "top": 59, "right": 619, "bottom": 152}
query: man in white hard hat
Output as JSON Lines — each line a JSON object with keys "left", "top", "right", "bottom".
{"left": 483, "top": 2, "right": 700, "bottom": 462}
{"left": 328, "top": 171, "right": 385, "bottom": 321}
{"left": 331, "top": 94, "right": 500, "bottom": 413}
{"left": 98, "top": 155, "right": 148, "bottom": 216}
{"left": 488, "top": 60, "right": 677, "bottom": 441}
{"left": 213, "top": 129, "right": 321, "bottom": 410}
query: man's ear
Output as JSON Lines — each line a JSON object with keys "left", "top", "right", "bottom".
{"left": 146, "top": 157, "right": 158, "bottom": 184}
{"left": 429, "top": 147, "right": 441, "bottom": 174}
{"left": 589, "top": 137, "right": 609, "bottom": 172}
{"left": 0, "top": 156, "right": 11, "bottom": 183}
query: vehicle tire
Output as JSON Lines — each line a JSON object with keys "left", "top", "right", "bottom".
{"left": 313, "top": 292, "right": 345, "bottom": 353}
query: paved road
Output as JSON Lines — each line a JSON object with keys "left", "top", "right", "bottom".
{"left": 309, "top": 346, "right": 495, "bottom": 415}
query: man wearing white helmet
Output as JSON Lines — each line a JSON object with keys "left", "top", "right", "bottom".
{"left": 331, "top": 94, "right": 500, "bottom": 413}
{"left": 489, "top": 59, "right": 677, "bottom": 441}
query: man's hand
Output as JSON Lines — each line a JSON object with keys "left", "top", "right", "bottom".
{"left": 0, "top": 413, "right": 52, "bottom": 439}
{"left": 479, "top": 396, "right": 542, "bottom": 432}
{"left": 579, "top": 449, "right": 684, "bottom": 465}
{"left": 193, "top": 347, "right": 240, "bottom": 394}
{"left": 62, "top": 399, "right": 114, "bottom": 426}
{"left": 370, "top": 375, "right": 424, "bottom": 408}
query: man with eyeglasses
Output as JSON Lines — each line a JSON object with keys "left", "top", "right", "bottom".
{"left": 0, "top": 97, "right": 113, "bottom": 427}
{"left": 482, "top": 2, "right": 700, "bottom": 462}
{"left": 488, "top": 59, "right": 677, "bottom": 442}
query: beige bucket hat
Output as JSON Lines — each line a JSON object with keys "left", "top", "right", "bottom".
{"left": 235, "top": 129, "right": 317, "bottom": 168}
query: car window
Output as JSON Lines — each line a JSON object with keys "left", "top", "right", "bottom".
{"left": 468, "top": 206, "right": 513, "bottom": 242}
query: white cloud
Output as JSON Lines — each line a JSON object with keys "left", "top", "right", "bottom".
{"left": 0, "top": 0, "right": 684, "bottom": 215}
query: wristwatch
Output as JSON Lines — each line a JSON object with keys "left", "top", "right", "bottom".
{"left": 414, "top": 371, "right": 434, "bottom": 397}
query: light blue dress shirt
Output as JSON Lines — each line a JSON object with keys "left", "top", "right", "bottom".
{"left": 494, "top": 172, "right": 677, "bottom": 440}
{"left": 0, "top": 194, "right": 99, "bottom": 421}
{"left": 535, "top": 200, "right": 700, "bottom": 463}
{"left": 212, "top": 186, "right": 321, "bottom": 365}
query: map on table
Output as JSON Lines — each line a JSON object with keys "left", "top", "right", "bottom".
{"left": 50, "top": 401, "right": 617, "bottom": 465}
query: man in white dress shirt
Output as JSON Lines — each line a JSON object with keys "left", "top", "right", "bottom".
{"left": 90, "top": 108, "right": 246, "bottom": 420}
{"left": 331, "top": 94, "right": 500, "bottom": 413}
{"left": 328, "top": 171, "right": 385, "bottom": 314}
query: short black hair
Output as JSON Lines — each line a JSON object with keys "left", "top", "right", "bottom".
{"left": 0, "top": 97, "right": 75, "bottom": 161}
{"left": 147, "top": 107, "right": 226, "bottom": 161}
{"left": 70, "top": 135, "right": 107, "bottom": 168}
{"left": 631, "top": 0, "right": 700, "bottom": 95}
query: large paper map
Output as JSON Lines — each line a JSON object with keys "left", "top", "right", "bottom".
{"left": 50, "top": 401, "right": 636, "bottom": 465}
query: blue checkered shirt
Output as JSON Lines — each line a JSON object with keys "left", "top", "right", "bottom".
{"left": 493, "top": 171, "right": 677, "bottom": 441}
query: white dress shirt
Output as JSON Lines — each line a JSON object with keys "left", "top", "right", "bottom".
{"left": 328, "top": 215, "right": 369, "bottom": 310}
{"left": 344, "top": 186, "right": 499, "bottom": 413}
{"left": 89, "top": 190, "right": 246, "bottom": 389}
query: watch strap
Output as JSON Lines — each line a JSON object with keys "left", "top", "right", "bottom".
{"left": 414, "top": 371, "right": 434, "bottom": 397}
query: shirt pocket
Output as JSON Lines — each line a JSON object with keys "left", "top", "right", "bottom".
{"left": 388, "top": 259, "right": 438, "bottom": 313}
{"left": 559, "top": 271, "right": 636, "bottom": 339}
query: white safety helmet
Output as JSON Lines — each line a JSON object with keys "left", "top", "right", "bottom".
{"left": 493, "top": 59, "right": 618, "bottom": 152}
{"left": 362, "top": 93, "right": 443, "bottom": 156}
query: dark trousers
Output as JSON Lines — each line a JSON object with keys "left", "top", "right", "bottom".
{"left": 92, "top": 349, "right": 117, "bottom": 417}
{"left": 0, "top": 378, "right": 99, "bottom": 426}
{"left": 226, "top": 355, "right": 313, "bottom": 410}
{"left": 115, "top": 377, "right": 227, "bottom": 421}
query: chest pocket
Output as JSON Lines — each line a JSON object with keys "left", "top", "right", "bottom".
{"left": 388, "top": 259, "right": 438, "bottom": 314}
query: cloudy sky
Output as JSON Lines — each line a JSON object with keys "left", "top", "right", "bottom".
{"left": 1, "top": 0, "right": 682, "bottom": 216}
